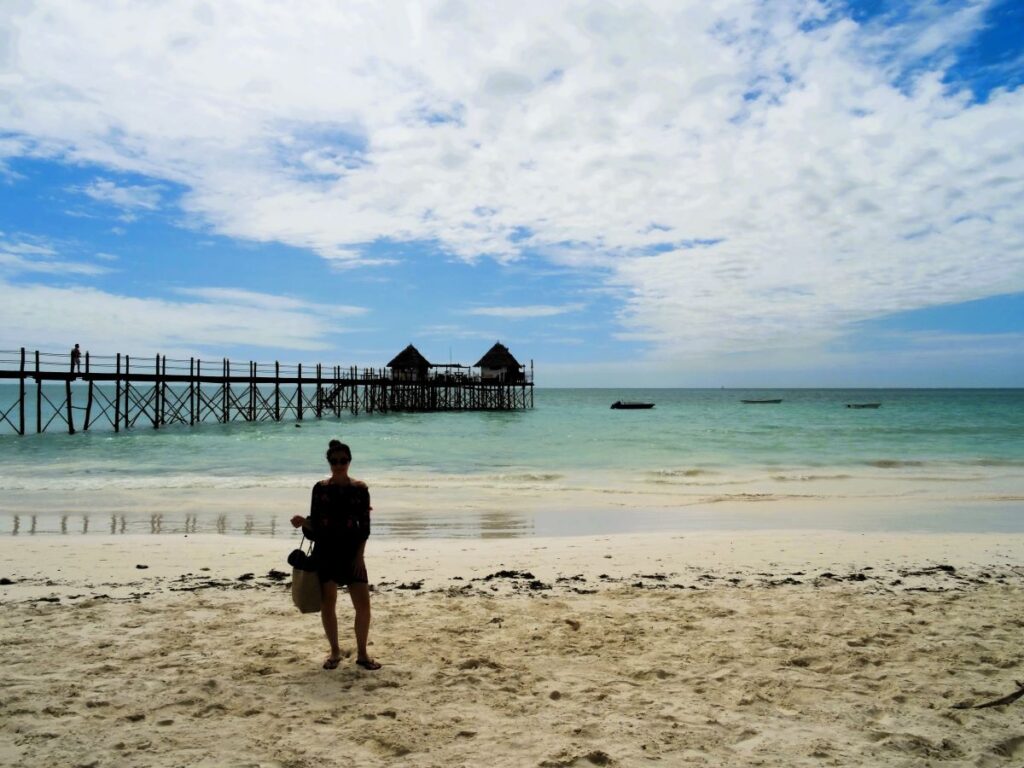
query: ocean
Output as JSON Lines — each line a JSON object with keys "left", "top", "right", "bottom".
{"left": 1, "top": 386, "right": 1022, "bottom": 538}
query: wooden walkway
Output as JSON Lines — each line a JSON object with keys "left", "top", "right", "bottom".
{"left": 0, "top": 349, "right": 533, "bottom": 435}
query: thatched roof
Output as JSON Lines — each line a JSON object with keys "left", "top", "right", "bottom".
{"left": 474, "top": 342, "right": 521, "bottom": 369}
{"left": 387, "top": 344, "right": 431, "bottom": 369}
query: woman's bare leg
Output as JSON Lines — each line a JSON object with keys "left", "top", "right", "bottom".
{"left": 320, "top": 581, "right": 342, "bottom": 663}
{"left": 348, "top": 583, "right": 377, "bottom": 666}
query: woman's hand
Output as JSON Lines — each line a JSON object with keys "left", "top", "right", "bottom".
{"left": 290, "top": 515, "right": 307, "bottom": 529}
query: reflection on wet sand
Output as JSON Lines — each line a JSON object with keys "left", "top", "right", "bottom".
{"left": 375, "top": 507, "right": 533, "bottom": 539}
{"left": 2, "top": 508, "right": 535, "bottom": 538}
{"left": 5, "top": 493, "right": 1024, "bottom": 538}
{"left": 479, "top": 508, "right": 533, "bottom": 538}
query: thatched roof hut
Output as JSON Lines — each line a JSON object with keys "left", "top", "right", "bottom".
{"left": 474, "top": 342, "right": 524, "bottom": 382}
{"left": 387, "top": 344, "right": 431, "bottom": 381}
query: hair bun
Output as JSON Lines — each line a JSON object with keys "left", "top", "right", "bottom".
{"left": 328, "top": 439, "right": 342, "bottom": 449}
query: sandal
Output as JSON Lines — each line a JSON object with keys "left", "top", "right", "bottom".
{"left": 355, "top": 658, "right": 381, "bottom": 670}
{"left": 323, "top": 656, "right": 342, "bottom": 670}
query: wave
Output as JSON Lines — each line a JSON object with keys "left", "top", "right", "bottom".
{"left": 866, "top": 458, "right": 1024, "bottom": 470}
{"left": 0, "top": 469, "right": 570, "bottom": 493}
{"left": 3, "top": 454, "right": 1023, "bottom": 493}
{"left": 486, "top": 473, "right": 564, "bottom": 482}
{"left": 0, "top": 473, "right": 313, "bottom": 492}
{"left": 866, "top": 460, "right": 927, "bottom": 469}
{"left": 648, "top": 469, "right": 716, "bottom": 478}
{"left": 770, "top": 474, "right": 853, "bottom": 482}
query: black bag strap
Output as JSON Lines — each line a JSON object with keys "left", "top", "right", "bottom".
{"left": 298, "top": 534, "right": 313, "bottom": 554}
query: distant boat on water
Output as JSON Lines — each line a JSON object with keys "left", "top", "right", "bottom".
{"left": 741, "top": 399, "right": 783, "bottom": 404}
{"left": 846, "top": 403, "right": 881, "bottom": 409}
{"left": 610, "top": 401, "right": 655, "bottom": 410}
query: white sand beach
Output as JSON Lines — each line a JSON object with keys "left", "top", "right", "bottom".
{"left": 3, "top": 531, "right": 1024, "bottom": 767}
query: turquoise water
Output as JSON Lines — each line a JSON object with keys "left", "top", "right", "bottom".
{"left": 1, "top": 387, "right": 1022, "bottom": 480}
{"left": 1, "top": 387, "right": 1022, "bottom": 536}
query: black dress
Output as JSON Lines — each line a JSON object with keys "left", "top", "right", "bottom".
{"left": 303, "top": 481, "right": 371, "bottom": 585}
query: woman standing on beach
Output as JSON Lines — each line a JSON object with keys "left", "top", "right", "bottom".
{"left": 290, "top": 440, "right": 381, "bottom": 671}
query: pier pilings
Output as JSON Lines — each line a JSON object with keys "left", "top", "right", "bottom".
{"left": 0, "top": 348, "right": 534, "bottom": 436}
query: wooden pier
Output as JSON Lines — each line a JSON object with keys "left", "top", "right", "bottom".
{"left": 0, "top": 347, "right": 534, "bottom": 436}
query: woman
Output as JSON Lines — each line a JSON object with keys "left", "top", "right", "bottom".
{"left": 290, "top": 440, "right": 381, "bottom": 670}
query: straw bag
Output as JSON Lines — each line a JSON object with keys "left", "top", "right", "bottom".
{"left": 289, "top": 536, "right": 321, "bottom": 614}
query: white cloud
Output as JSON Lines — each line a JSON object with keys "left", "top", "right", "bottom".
{"left": 0, "top": 235, "right": 110, "bottom": 276}
{"left": 0, "top": 252, "right": 108, "bottom": 276}
{"left": 416, "top": 324, "right": 502, "bottom": 341}
{"left": 855, "top": 0, "right": 992, "bottom": 67}
{"left": 0, "top": 1, "right": 1021, "bottom": 363}
{"left": 0, "top": 282, "right": 365, "bottom": 355}
{"left": 464, "top": 303, "right": 584, "bottom": 318}
{"left": 176, "top": 286, "right": 366, "bottom": 318}
{"left": 80, "top": 178, "right": 163, "bottom": 211}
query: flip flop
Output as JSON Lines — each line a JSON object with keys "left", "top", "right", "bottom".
{"left": 355, "top": 659, "right": 381, "bottom": 670}
{"left": 323, "top": 656, "right": 342, "bottom": 670}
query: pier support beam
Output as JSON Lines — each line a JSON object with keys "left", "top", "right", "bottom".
{"left": 114, "top": 354, "right": 121, "bottom": 433}
{"left": 35, "top": 350, "right": 41, "bottom": 434}
{"left": 222, "top": 359, "right": 229, "bottom": 423}
{"left": 316, "top": 364, "right": 322, "bottom": 418}
{"left": 123, "top": 355, "right": 131, "bottom": 431}
{"left": 65, "top": 375, "right": 74, "bottom": 435}
{"left": 153, "top": 355, "right": 161, "bottom": 429}
{"left": 84, "top": 352, "right": 94, "bottom": 430}
{"left": 274, "top": 361, "right": 280, "bottom": 421}
{"left": 18, "top": 347, "right": 25, "bottom": 436}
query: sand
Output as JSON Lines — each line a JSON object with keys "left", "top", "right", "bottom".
{"left": 2, "top": 532, "right": 1024, "bottom": 767}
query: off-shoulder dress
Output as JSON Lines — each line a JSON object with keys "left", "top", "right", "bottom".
{"left": 303, "top": 481, "right": 371, "bottom": 586}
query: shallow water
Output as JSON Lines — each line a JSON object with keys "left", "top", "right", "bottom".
{"left": 1, "top": 387, "right": 1022, "bottom": 537}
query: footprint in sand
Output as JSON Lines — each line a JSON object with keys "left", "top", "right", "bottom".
{"left": 540, "top": 750, "right": 613, "bottom": 767}
{"left": 458, "top": 657, "right": 502, "bottom": 671}
{"left": 994, "top": 736, "right": 1024, "bottom": 758}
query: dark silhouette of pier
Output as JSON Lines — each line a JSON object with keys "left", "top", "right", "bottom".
{"left": 0, "top": 346, "right": 534, "bottom": 435}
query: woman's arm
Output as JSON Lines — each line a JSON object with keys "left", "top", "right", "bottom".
{"left": 356, "top": 487, "right": 371, "bottom": 541}
{"left": 293, "top": 486, "right": 320, "bottom": 541}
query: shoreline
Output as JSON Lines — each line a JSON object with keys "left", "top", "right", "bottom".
{"left": 4, "top": 529, "right": 1024, "bottom": 598}
{"left": 2, "top": 463, "right": 1024, "bottom": 538}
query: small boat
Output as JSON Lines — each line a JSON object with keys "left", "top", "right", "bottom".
{"left": 846, "top": 403, "right": 881, "bottom": 409}
{"left": 610, "top": 401, "right": 655, "bottom": 410}
{"left": 741, "top": 399, "right": 783, "bottom": 404}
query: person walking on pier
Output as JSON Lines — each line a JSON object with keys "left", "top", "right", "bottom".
{"left": 70, "top": 344, "right": 82, "bottom": 376}
{"left": 290, "top": 440, "right": 380, "bottom": 671}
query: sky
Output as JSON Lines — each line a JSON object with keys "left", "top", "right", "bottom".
{"left": 0, "top": 0, "right": 1022, "bottom": 387}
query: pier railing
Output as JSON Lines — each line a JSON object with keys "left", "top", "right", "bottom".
{"left": 0, "top": 348, "right": 533, "bottom": 435}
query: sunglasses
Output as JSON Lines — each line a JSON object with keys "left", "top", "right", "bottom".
{"left": 329, "top": 456, "right": 351, "bottom": 465}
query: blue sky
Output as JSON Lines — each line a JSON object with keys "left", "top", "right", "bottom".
{"left": 0, "top": 0, "right": 1022, "bottom": 385}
